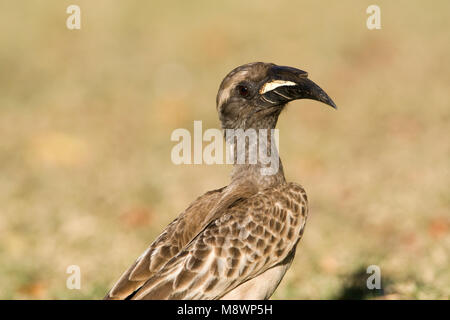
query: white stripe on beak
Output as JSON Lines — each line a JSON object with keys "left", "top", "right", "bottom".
{"left": 259, "top": 80, "right": 297, "bottom": 94}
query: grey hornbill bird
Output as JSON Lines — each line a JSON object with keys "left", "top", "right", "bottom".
{"left": 104, "top": 62, "right": 336, "bottom": 300}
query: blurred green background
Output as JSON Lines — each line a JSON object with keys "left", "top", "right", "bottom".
{"left": 0, "top": 1, "right": 448, "bottom": 299}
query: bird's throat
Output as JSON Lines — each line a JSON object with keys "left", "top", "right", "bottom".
{"left": 228, "top": 128, "right": 286, "bottom": 188}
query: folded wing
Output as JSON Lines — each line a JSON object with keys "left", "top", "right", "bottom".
{"left": 130, "top": 183, "right": 308, "bottom": 300}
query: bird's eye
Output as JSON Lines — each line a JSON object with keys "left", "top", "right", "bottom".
{"left": 237, "top": 85, "right": 250, "bottom": 98}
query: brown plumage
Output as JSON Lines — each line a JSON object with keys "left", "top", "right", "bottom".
{"left": 104, "top": 62, "right": 336, "bottom": 300}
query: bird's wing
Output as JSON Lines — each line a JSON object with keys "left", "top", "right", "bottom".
{"left": 105, "top": 181, "right": 258, "bottom": 300}
{"left": 131, "top": 182, "right": 308, "bottom": 300}
{"left": 105, "top": 187, "right": 226, "bottom": 299}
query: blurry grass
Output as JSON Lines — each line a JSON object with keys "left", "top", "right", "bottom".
{"left": 0, "top": 1, "right": 449, "bottom": 299}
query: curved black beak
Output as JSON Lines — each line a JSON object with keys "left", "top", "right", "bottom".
{"left": 259, "top": 65, "right": 337, "bottom": 109}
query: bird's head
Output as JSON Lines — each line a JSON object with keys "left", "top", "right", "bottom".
{"left": 216, "top": 62, "right": 337, "bottom": 130}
